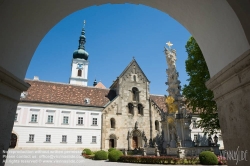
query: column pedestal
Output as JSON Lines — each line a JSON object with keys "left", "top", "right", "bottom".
{"left": 206, "top": 49, "right": 250, "bottom": 166}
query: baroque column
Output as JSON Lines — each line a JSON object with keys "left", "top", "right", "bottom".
{"left": 164, "top": 41, "right": 192, "bottom": 148}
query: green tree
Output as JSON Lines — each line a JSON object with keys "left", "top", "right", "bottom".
{"left": 183, "top": 36, "right": 220, "bottom": 135}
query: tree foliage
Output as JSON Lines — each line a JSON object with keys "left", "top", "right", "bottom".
{"left": 183, "top": 37, "right": 220, "bottom": 135}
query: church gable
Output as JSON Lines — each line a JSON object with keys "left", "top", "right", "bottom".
{"left": 118, "top": 59, "right": 150, "bottom": 84}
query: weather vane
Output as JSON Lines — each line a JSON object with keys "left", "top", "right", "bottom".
{"left": 166, "top": 41, "right": 173, "bottom": 49}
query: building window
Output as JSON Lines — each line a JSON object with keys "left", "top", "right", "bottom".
{"left": 62, "top": 135, "right": 67, "bottom": 143}
{"left": 31, "top": 114, "right": 37, "bottom": 122}
{"left": 193, "top": 120, "right": 197, "bottom": 129}
{"left": 63, "top": 116, "right": 69, "bottom": 124}
{"left": 29, "top": 134, "right": 34, "bottom": 142}
{"left": 78, "top": 117, "right": 83, "bottom": 124}
{"left": 47, "top": 115, "right": 53, "bottom": 123}
{"left": 92, "top": 136, "right": 96, "bottom": 143}
{"left": 77, "top": 136, "right": 82, "bottom": 143}
{"left": 77, "top": 69, "right": 82, "bottom": 76}
{"left": 194, "top": 134, "right": 198, "bottom": 142}
{"left": 92, "top": 118, "right": 97, "bottom": 125}
{"left": 15, "top": 113, "right": 18, "bottom": 121}
{"left": 46, "top": 135, "right": 51, "bottom": 142}
{"left": 155, "top": 120, "right": 159, "bottom": 131}
{"left": 133, "top": 75, "right": 136, "bottom": 82}
{"left": 138, "top": 104, "right": 144, "bottom": 115}
{"left": 110, "top": 118, "right": 115, "bottom": 128}
{"left": 128, "top": 103, "right": 134, "bottom": 114}
{"left": 132, "top": 87, "right": 139, "bottom": 102}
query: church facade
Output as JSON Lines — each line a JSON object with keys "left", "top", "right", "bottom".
{"left": 101, "top": 59, "right": 166, "bottom": 150}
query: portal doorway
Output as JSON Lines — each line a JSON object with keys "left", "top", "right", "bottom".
{"left": 109, "top": 134, "right": 117, "bottom": 148}
{"left": 109, "top": 139, "right": 115, "bottom": 148}
{"left": 132, "top": 136, "right": 138, "bottom": 149}
{"left": 9, "top": 133, "right": 17, "bottom": 148}
{"left": 131, "top": 129, "right": 142, "bottom": 149}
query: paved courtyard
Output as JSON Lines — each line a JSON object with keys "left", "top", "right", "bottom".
{"left": 4, "top": 149, "right": 218, "bottom": 166}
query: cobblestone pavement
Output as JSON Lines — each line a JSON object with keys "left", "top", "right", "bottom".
{"left": 4, "top": 149, "right": 219, "bottom": 166}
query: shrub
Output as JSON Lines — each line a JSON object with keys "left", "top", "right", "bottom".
{"left": 83, "top": 148, "right": 92, "bottom": 155}
{"left": 127, "top": 151, "right": 134, "bottom": 155}
{"left": 108, "top": 150, "right": 123, "bottom": 162}
{"left": 118, "top": 156, "right": 199, "bottom": 164}
{"left": 199, "top": 151, "right": 218, "bottom": 165}
{"left": 108, "top": 148, "right": 116, "bottom": 152}
{"left": 94, "top": 150, "right": 108, "bottom": 160}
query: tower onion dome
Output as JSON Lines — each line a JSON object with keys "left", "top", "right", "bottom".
{"left": 73, "top": 26, "right": 89, "bottom": 60}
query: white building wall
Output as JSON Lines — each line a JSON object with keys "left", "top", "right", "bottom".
{"left": 13, "top": 103, "right": 102, "bottom": 150}
{"left": 190, "top": 116, "right": 224, "bottom": 149}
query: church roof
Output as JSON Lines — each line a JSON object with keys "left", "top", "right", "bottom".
{"left": 150, "top": 95, "right": 167, "bottom": 112}
{"left": 21, "top": 80, "right": 116, "bottom": 107}
{"left": 94, "top": 82, "right": 106, "bottom": 89}
{"left": 21, "top": 79, "right": 167, "bottom": 112}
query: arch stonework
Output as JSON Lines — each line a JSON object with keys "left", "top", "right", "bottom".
{"left": 109, "top": 134, "right": 117, "bottom": 148}
{"left": 0, "top": 1, "right": 250, "bottom": 165}
{"left": 129, "top": 129, "right": 143, "bottom": 149}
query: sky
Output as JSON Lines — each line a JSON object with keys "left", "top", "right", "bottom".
{"left": 25, "top": 4, "right": 191, "bottom": 95}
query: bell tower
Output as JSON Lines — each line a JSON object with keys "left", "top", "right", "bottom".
{"left": 69, "top": 21, "right": 89, "bottom": 86}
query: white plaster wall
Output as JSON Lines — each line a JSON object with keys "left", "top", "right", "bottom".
{"left": 190, "top": 117, "right": 224, "bottom": 149}
{"left": 13, "top": 103, "right": 102, "bottom": 150}
{"left": 14, "top": 126, "right": 101, "bottom": 150}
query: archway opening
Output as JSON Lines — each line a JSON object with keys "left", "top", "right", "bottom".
{"left": 9, "top": 133, "right": 17, "bottom": 149}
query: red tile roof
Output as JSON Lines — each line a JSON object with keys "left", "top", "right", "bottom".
{"left": 21, "top": 80, "right": 167, "bottom": 112}
{"left": 94, "top": 82, "right": 106, "bottom": 89}
{"left": 150, "top": 95, "right": 168, "bottom": 112}
{"left": 21, "top": 80, "right": 116, "bottom": 107}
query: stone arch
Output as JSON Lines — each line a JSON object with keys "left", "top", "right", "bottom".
{"left": 0, "top": 2, "right": 249, "bottom": 165}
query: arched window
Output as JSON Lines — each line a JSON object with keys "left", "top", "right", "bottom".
{"left": 132, "top": 87, "right": 139, "bottom": 102}
{"left": 110, "top": 118, "right": 115, "bottom": 128}
{"left": 133, "top": 75, "right": 136, "bottom": 82}
{"left": 128, "top": 103, "right": 134, "bottom": 114}
{"left": 77, "top": 69, "right": 82, "bottom": 76}
{"left": 138, "top": 104, "right": 143, "bottom": 115}
{"left": 155, "top": 120, "right": 159, "bottom": 131}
